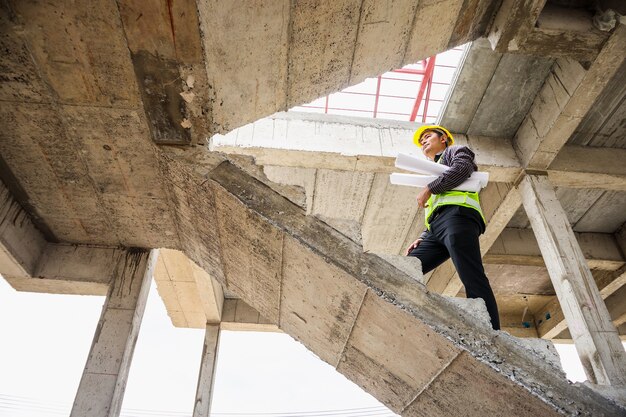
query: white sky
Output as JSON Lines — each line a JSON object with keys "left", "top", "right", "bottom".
{"left": 0, "top": 275, "right": 598, "bottom": 417}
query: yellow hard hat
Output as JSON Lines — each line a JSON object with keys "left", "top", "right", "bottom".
{"left": 413, "top": 125, "right": 454, "bottom": 147}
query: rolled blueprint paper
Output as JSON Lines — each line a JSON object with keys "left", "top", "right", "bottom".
{"left": 395, "top": 153, "right": 489, "bottom": 187}
{"left": 390, "top": 173, "right": 482, "bottom": 193}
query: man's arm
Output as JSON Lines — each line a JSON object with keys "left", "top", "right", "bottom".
{"left": 427, "top": 146, "right": 477, "bottom": 194}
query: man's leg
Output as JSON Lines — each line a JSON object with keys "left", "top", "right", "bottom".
{"left": 407, "top": 231, "right": 450, "bottom": 274}
{"left": 436, "top": 209, "right": 500, "bottom": 330}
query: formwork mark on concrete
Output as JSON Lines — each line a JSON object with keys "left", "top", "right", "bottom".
{"left": 358, "top": 173, "right": 376, "bottom": 226}
{"left": 347, "top": 0, "right": 367, "bottom": 85}
{"left": 155, "top": 154, "right": 184, "bottom": 249}
{"left": 400, "top": 1, "right": 421, "bottom": 66}
{"left": 285, "top": 0, "right": 296, "bottom": 108}
{"left": 336, "top": 286, "right": 370, "bottom": 369}
{"left": 402, "top": 349, "right": 463, "bottom": 413}
{"left": 278, "top": 232, "right": 287, "bottom": 328}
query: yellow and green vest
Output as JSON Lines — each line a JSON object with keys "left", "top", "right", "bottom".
{"left": 424, "top": 155, "right": 486, "bottom": 230}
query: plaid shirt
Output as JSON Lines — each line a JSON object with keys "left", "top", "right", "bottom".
{"left": 427, "top": 145, "right": 478, "bottom": 194}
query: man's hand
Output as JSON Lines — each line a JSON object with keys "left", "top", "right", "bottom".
{"left": 405, "top": 238, "right": 422, "bottom": 256}
{"left": 416, "top": 186, "right": 432, "bottom": 208}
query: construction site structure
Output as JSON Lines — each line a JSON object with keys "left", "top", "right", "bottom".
{"left": 1, "top": 0, "right": 626, "bottom": 416}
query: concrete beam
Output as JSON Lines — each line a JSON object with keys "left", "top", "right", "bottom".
{"left": 489, "top": 2, "right": 610, "bottom": 61}
{"left": 0, "top": 182, "right": 137, "bottom": 296}
{"left": 520, "top": 174, "right": 626, "bottom": 386}
{"left": 0, "top": 179, "right": 46, "bottom": 279}
{"left": 488, "top": 0, "right": 544, "bottom": 53}
{"left": 193, "top": 324, "right": 220, "bottom": 417}
{"left": 440, "top": 39, "right": 554, "bottom": 139}
{"left": 348, "top": 0, "right": 418, "bottom": 85}
{"left": 515, "top": 23, "right": 626, "bottom": 170}
{"left": 1, "top": 2, "right": 180, "bottom": 248}
{"left": 196, "top": 0, "right": 289, "bottom": 134}
{"left": 71, "top": 249, "right": 157, "bottom": 417}
{"left": 538, "top": 267, "right": 626, "bottom": 340}
{"left": 219, "top": 298, "right": 278, "bottom": 332}
{"left": 485, "top": 228, "right": 625, "bottom": 271}
{"left": 548, "top": 146, "right": 626, "bottom": 192}
{"left": 439, "top": 39, "right": 502, "bottom": 134}
{"left": 6, "top": 244, "right": 124, "bottom": 296}
{"left": 210, "top": 112, "right": 522, "bottom": 183}
{"left": 154, "top": 249, "right": 224, "bottom": 329}
{"left": 467, "top": 54, "right": 554, "bottom": 139}
{"left": 521, "top": 26, "right": 609, "bottom": 62}
{"left": 117, "top": 0, "right": 209, "bottom": 144}
{"left": 214, "top": 113, "right": 626, "bottom": 193}
{"left": 605, "top": 282, "right": 626, "bottom": 329}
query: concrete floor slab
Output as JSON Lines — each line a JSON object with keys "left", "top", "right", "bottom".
{"left": 286, "top": 0, "right": 361, "bottom": 108}
{"left": 349, "top": 0, "right": 418, "bottom": 84}
{"left": 10, "top": 0, "right": 140, "bottom": 107}
{"left": 197, "top": 0, "right": 289, "bottom": 132}
{"left": 404, "top": 0, "right": 463, "bottom": 62}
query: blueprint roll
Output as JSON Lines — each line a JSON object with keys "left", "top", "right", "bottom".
{"left": 395, "top": 153, "right": 489, "bottom": 187}
{"left": 389, "top": 173, "right": 482, "bottom": 193}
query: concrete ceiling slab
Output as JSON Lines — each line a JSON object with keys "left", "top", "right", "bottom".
{"left": 466, "top": 53, "right": 554, "bottom": 138}
{"left": 574, "top": 190, "right": 626, "bottom": 233}
{"left": 440, "top": 39, "right": 554, "bottom": 138}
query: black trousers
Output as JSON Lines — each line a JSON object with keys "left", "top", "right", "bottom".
{"left": 408, "top": 205, "right": 500, "bottom": 330}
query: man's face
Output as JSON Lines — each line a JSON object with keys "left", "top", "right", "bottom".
{"left": 419, "top": 130, "right": 447, "bottom": 157}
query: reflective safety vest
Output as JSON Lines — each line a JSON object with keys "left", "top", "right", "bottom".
{"left": 424, "top": 156, "right": 486, "bottom": 230}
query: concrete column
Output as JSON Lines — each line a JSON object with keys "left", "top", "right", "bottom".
{"left": 193, "top": 323, "right": 221, "bottom": 417}
{"left": 71, "top": 249, "right": 157, "bottom": 417}
{"left": 520, "top": 175, "right": 626, "bottom": 385}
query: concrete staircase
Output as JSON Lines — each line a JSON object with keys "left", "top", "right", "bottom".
{"left": 160, "top": 152, "right": 624, "bottom": 417}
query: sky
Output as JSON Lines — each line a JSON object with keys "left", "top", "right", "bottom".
{"left": 0, "top": 275, "right": 595, "bottom": 417}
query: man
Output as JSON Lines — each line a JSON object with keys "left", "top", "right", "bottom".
{"left": 405, "top": 125, "right": 500, "bottom": 330}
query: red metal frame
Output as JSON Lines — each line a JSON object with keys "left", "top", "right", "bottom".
{"left": 409, "top": 56, "right": 436, "bottom": 122}
{"left": 372, "top": 75, "right": 382, "bottom": 118}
